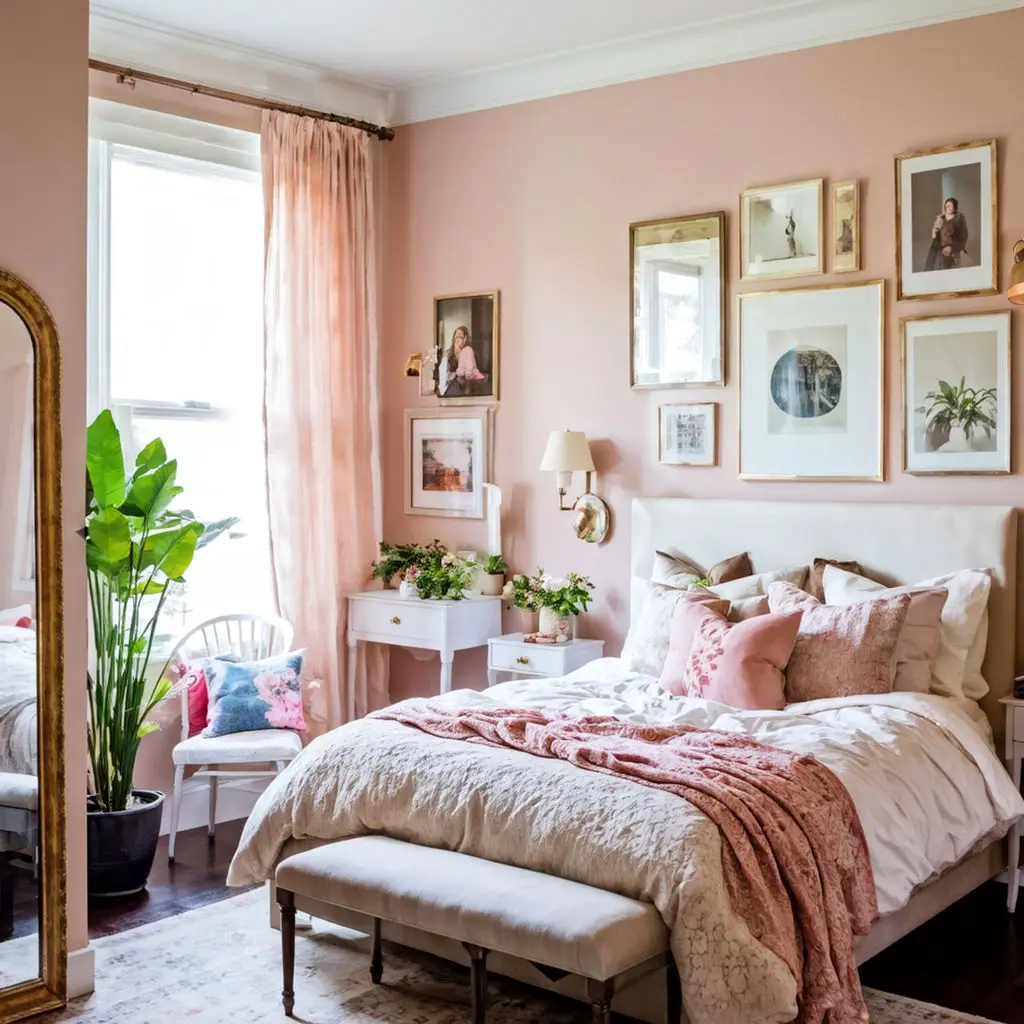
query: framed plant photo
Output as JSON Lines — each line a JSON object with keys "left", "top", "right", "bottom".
{"left": 896, "top": 139, "right": 997, "bottom": 300}
{"left": 404, "top": 408, "right": 490, "bottom": 518}
{"left": 740, "top": 178, "right": 823, "bottom": 281}
{"left": 902, "top": 311, "right": 1010, "bottom": 475}
{"left": 738, "top": 280, "right": 885, "bottom": 481}
{"left": 658, "top": 403, "right": 717, "bottom": 466}
{"left": 434, "top": 291, "right": 499, "bottom": 403}
{"left": 630, "top": 211, "right": 725, "bottom": 389}
{"left": 832, "top": 179, "right": 860, "bottom": 273}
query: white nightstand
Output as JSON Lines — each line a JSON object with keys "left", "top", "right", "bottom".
{"left": 1000, "top": 696, "right": 1024, "bottom": 911}
{"left": 487, "top": 633, "right": 605, "bottom": 686}
{"left": 347, "top": 592, "right": 503, "bottom": 718}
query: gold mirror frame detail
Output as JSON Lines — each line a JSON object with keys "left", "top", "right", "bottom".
{"left": 0, "top": 269, "right": 66, "bottom": 1022}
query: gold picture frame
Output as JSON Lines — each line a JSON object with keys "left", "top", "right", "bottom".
{"left": 901, "top": 310, "right": 1011, "bottom": 476}
{"left": 895, "top": 139, "right": 998, "bottom": 301}
{"left": 658, "top": 403, "right": 718, "bottom": 466}
{"left": 433, "top": 290, "right": 500, "bottom": 404}
{"left": 832, "top": 179, "right": 860, "bottom": 273}
{"left": 740, "top": 178, "right": 824, "bottom": 281}
{"left": 629, "top": 211, "right": 726, "bottom": 389}
{"left": 738, "top": 279, "right": 885, "bottom": 482}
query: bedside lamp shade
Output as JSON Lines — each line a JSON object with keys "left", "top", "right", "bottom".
{"left": 1009, "top": 241, "right": 1024, "bottom": 305}
{"left": 540, "top": 429, "right": 595, "bottom": 494}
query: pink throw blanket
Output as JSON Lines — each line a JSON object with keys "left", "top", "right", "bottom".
{"left": 375, "top": 704, "right": 877, "bottom": 1024}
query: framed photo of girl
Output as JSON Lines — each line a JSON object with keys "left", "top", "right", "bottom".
{"left": 896, "top": 140, "right": 998, "bottom": 301}
{"left": 433, "top": 290, "right": 500, "bottom": 403}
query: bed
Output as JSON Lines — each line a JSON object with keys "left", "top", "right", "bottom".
{"left": 0, "top": 626, "right": 37, "bottom": 777}
{"left": 229, "top": 498, "right": 1024, "bottom": 1024}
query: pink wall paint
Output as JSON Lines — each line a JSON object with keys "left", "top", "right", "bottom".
{"left": 1, "top": 1, "right": 90, "bottom": 954}
{"left": 380, "top": 8, "right": 1024, "bottom": 699}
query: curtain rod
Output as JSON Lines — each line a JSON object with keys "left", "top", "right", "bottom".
{"left": 89, "top": 59, "right": 396, "bottom": 142}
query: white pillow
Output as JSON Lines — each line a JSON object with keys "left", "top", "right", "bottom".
{"left": 705, "top": 567, "right": 808, "bottom": 602}
{"left": 822, "top": 565, "right": 992, "bottom": 699}
{"left": 620, "top": 584, "right": 688, "bottom": 678}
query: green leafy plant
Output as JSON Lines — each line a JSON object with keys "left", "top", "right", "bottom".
{"left": 916, "top": 377, "right": 997, "bottom": 443}
{"left": 409, "top": 553, "right": 474, "bottom": 600}
{"left": 370, "top": 540, "right": 447, "bottom": 586}
{"left": 502, "top": 570, "right": 595, "bottom": 617}
{"left": 85, "top": 410, "right": 238, "bottom": 813}
{"left": 481, "top": 554, "right": 508, "bottom": 575}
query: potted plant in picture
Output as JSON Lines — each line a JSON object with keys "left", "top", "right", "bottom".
{"left": 917, "top": 376, "right": 997, "bottom": 453}
{"left": 503, "top": 570, "right": 595, "bottom": 642}
{"left": 84, "top": 410, "right": 237, "bottom": 897}
{"left": 478, "top": 554, "right": 508, "bottom": 597}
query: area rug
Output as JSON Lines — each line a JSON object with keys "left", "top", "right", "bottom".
{"left": 29, "top": 890, "right": 1000, "bottom": 1024}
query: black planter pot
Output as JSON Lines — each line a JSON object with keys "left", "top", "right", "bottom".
{"left": 87, "top": 789, "right": 165, "bottom": 898}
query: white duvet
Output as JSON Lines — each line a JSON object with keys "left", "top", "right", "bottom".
{"left": 0, "top": 627, "right": 37, "bottom": 776}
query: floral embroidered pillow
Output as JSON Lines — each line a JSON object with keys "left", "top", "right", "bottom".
{"left": 203, "top": 649, "right": 307, "bottom": 737}
{"left": 659, "top": 596, "right": 802, "bottom": 710}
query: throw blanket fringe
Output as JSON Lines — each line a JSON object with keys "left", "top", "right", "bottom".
{"left": 375, "top": 704, "right": 877, "bottom": 1024}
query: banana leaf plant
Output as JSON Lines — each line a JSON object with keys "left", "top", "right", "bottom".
{"left": 84, "top": 410, "right": 238, "bottom": 813}
{"left": 916, "top": 377, "right": 997, "bottom": 443}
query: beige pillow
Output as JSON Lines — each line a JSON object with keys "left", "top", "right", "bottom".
{"left": 690, "top": 584, "right": 768, "bottom": 623}
{"left": 822, "top": 565, "right": 992, "bottom": 700}
{"left": 768, "top": 582, "right": 912, "bottom": 703}
{"left": 809, "top": 558, "right": 863, "bottom": 602}
{"left": 707, "top": 566, "right": 809, "bottom": 602}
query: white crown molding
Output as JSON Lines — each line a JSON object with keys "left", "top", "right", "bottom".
{"left": 89, "top": 6, "right": 393, "bottom": 128}
{"left": 392, "top": 0, "right": 1024, "bottom": 123}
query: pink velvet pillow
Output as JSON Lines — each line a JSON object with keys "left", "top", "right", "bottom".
{"left": 767, "top": 582, "right": 912, "bottom": 703}
{"left": 175, "top": 661, "right": 210, "bottom": 737}
{"left": 659, "top": 596, "right": 802, "bottom": 710}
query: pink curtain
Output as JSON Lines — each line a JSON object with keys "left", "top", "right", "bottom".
{"left": 261, "top": 109, "right": 387, "bottom": 730}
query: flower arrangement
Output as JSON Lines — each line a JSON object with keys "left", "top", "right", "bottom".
{"left": 370, "top": 540, "right": 448, "bottom": 586}
{"left": 371, "top": 541, "right": 472, "bottom": 600}
{"left": 502, "top": 569, "right": 595, "bottom": 617}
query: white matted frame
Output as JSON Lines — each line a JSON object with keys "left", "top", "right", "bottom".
{"left": 658, "top": 403, "right": 717, "bottom": 466}
{"left": 902, "top": 310, "right": 1011, "bottom": 476}
{"left": 740, "top": 178, "right": 824, "bottom": 281}
{"left": 738, "top": 279, "right": 885, "bottom": 481}
{"left": 831, "top": 179, "right": 860, "bottom": 273}
{"left": 404, "top": 407, "right": 490, "bottom": 519}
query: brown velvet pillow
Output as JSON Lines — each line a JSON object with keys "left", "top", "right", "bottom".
{"left": 810, "top": 558, "right": 863, "bottom": 601}
{"left": 708, "top": 552, "right": 753, "bottom": 586}
{"left": 652, "top": 550, "right": 752, "bottom": 589}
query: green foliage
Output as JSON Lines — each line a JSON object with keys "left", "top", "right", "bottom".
{"left": 916, "top": 377, "right": 997, "bottom": 442}
{"left": 502, "top": 569, "right": 595, "bottom": 617}
{"left": 410, "top": 554, "right": 474, "bottom": 600}
{"left": 481, "top": 554, "right": 508, "bottom": 575}
{"left": 84, "top": 411, "right": 239, "bottom": 813}
{"left": 369, "top": 540, "right": 448, "bottom": 585}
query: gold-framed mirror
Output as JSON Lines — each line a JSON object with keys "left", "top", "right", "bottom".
{"left": 0, "top": 268, "right": 66, "bottom": 1021}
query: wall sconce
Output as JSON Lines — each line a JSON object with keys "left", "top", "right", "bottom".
{"left": 1009, "top": 241, "right": 1024, "bottom": 304}
{"left": 539, "top": 429, "right": 610, "bottom": 544}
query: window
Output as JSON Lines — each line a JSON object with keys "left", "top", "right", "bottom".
{"left": 88, "top": 108, "right": 272, "bottom": 631}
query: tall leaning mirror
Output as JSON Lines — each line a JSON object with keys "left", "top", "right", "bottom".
{"left": 0, "top": 269, "right": 66, "bottom": 1021}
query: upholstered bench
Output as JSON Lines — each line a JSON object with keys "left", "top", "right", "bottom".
{"left": 275, "top": 836, "right": 680, "bottom": 1024}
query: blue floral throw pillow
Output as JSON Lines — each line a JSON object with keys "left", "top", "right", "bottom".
{"left": 202, "top": 649, "right": 307, "bottom": 737}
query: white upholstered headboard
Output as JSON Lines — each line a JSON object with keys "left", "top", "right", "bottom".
{"left": 630, "top": 499, "right": 1018, "bottom": 736}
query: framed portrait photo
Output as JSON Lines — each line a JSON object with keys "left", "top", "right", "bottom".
{"left": 740, "top": 178, "right": 823, "bottom": 281}
{"left": 658, "top": 403, "right": 718, "bottom": 466}
{"left": 434, "top": 290, "right": 500, "bottom": 403}
{"left": 896, "top": 139, "right": 998, "bottom": 300}
{"left": 404, "top": 408, "right": 490, "bottom": 518}
{"left": 738, "top": 280, "right": 885, "bottom": 481}
{"left": 832, "top": 179, "right": 860, "bottom": 273}
{"left": 902, "top": 311, "right": 1010, "bottom": 475}
{"left": 630, "top": 211, "right": 725, "bottom": 389}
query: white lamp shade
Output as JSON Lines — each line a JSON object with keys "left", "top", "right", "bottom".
{"left": 539, "top": 429, "right": 595, "bottom": 473}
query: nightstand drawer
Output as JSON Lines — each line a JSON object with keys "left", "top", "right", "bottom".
{"left": 349, "top": 599, "right": 440, "bottom": 644}
{"left": 489, "top": 643, "right": 566, "bottom": 676}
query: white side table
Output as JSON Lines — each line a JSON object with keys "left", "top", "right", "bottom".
{"left": 1000, "top": 696, "right": 1024, "bottom": 911}
{"left": 347, "top": 592, "right": 502, "bottom": 718}
{"left": 487, "top": 633, "right": 605, "bottom": 686}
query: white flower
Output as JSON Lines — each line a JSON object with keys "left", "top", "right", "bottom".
{"left": 441, "top": 554, "right": 456, "bottom": 567}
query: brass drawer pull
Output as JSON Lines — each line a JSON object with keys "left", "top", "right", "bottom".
{"left": 391, "top": 616, "right": 401, "bottom": 625}
{"left": 516, "top": 656, "right": 530, "bottom": 665}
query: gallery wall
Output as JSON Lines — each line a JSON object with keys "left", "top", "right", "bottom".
{"left": 379, "top": 7, "right": 1024, "bottom": 699}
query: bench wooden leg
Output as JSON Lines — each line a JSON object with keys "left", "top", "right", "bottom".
{"left": 666, "top": 959, "right": 682, "bottom": 1024}
{"left": 370, "top": 917, "right": 383, "bottom": 984}
{"left": 279, "top": 889, "right": 296, "bottom": 1017}
{"left": 463, "top": 942, "right": 489, "bottom": 1024}
{"left": 587, "top": 978, "right": 614, "bottom": 1024}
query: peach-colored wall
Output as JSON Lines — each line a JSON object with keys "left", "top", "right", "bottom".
{"left": 381, "top": 8, "right": 1024, "bottom": 699}
{"left": 1, "top": 1, "right": 90, "bottom": 954}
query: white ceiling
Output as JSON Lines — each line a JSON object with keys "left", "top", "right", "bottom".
{"left": 90, "top": 0, "right": 1023, "bottom": 124}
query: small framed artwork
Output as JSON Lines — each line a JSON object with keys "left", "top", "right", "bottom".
{"left": 740, "top": 178, "right": 824, "bottom": 281}
{"left": 434, "top": 291, "right": 499, "bottom": 403}
{"left": 896, "top": 139, "right": 998, "bottom": 300}
{"left": 404, "top": 408, "right": 490, "bottom": 518}
{"left": 832, "top": 179, "right": 860, "bottom": 273}
{"left": 629, "top": 211, "right": 725, "bottom": 389}
{"left": 658, "top": 403, "right": 718, "bottom": 466}
{"left": 738, "top": 280, "right": 885, "bottom": 481}
{"left": 902, "top": 311, "right": 1010, "bottom": 475}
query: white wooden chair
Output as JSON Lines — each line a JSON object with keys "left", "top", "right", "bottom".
{"left": 158, "top": 613, "right": 297, "bottom": 863}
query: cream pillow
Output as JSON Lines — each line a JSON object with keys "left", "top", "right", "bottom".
{"left": 822, "top": 565, "right": 992, "bottom": 699}
{"left": 706, "top": 566, "right": 809, "bottom": 602}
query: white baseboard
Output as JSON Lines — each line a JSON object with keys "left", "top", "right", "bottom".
{"left": 67, "top": 945, "right": 95, "bottom": 998}
{"left": 159, "top": 777, "right": 270, "bottom": 835}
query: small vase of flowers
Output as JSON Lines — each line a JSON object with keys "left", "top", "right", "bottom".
{"left": 502, "top": 569, "right": 595, "bottom": 641}
{"left": 371, "top": 541, "right": 473, "bottom": 601}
